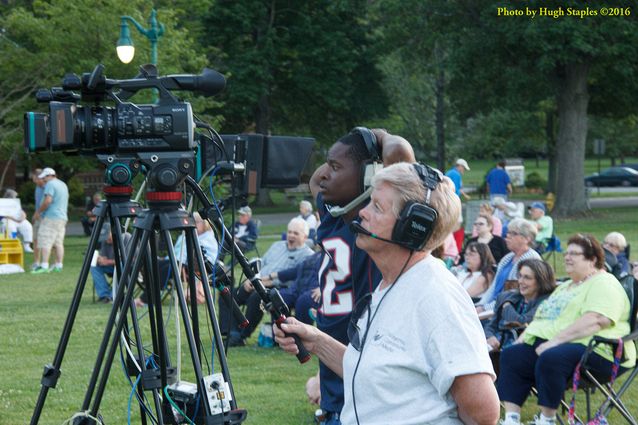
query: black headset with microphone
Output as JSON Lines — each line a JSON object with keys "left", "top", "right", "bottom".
{"left": 350, "top": 162, "right": 442, "bottom": 251}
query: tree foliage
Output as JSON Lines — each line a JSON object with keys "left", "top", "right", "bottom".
{"left": 200, "top": 0, "right": 388, "bottom": 143}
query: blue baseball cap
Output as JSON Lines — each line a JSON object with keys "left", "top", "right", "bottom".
{"left": 528, "top": 201, "right": 546, "bottom": 212}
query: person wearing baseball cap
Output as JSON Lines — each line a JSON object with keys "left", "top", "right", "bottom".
{"left": 233, "top": 205, "right": 259, "bottom": 251}
{"left": 528, "top": 201, "right": 553, "bottom": 252}
{"left": 32, "top": 167, "right": 69, "bottom": 273}
{"left": 445, "top": 159, "right": 471, "bottom": 201}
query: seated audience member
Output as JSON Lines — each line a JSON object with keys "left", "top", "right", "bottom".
{"left": 135, "top": 212, "right": 218, "bottom": 307}
{"left": 222, "top": 217, "right": 314, "bottom": 346}
{"left": 263, "top": 251, "right": 322, "bottom": 325}
{"left": 453, "top": 242, "right": 495, "bottom": 300}
{"left": 81, "top": 192, "right": 102, "bottom": 236}
{"left": 497, "top": 234, "right": 635, "bottom": 425}
{"left": 603, "top": 231, "right": 629, "bottom": 278}
{"left": 91, "top": 226, "right": 116, "bottom": 304}
{"left": 476, "top": 218, "right": 541, "bottom": 313}
{"left": 2, "top": 188, "right": 34, "bottom": 252}
{"left": 297, "top": 200, "right": 318, "bottom": 233}
{"left": 485, "top": 259, "right": 556, "bottom": 353}
{"left": 233, "top": 206, "right": 259, "bottom": 251}
{"left": 462, "top": 214, "right": 508, "bottom": 263}
{"left": 528, "top": 202, "right": 553, "bottom": 252}
{"left": 472, "top": 202, "right": 503, "bottom": 238}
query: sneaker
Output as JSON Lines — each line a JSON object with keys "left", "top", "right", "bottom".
{"left": 499, "top": 419, "right": 521, "bottom": 425}
{"left": 23, "top": 244, "right": 34, "bottom": 253}
{"left": 31, "top": 266, "right": 50, "bottom": 274}
{"left": 49, "top": 266, "right": 63, "bottom": 273}
{"left": 30, "top": 263, "right": 40, "bottom": 271}
{"left": 228, "top": 333, "right": 246, "bottom": 347}
{"left": 98, "top": 297, "right": 113, "bottom": 304}
{"left": 528, "top": 415, "right": 556, "bottom": 425}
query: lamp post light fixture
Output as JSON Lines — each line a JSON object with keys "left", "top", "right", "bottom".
{"left": 116, "top": 9, "right": 165, "bottom": 65}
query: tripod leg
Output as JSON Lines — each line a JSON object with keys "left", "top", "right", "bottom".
{"left": 163, "top": 229, "right": 218, "bottom": 420}
{"left": 114, "top": 221, "right": 162, "bottom": 425}
{"left": 31, "top": 213, "right": 106, "bottom": 425}
{"left": 185, "top": 227, "right": 240, "bottom": 410}
{"left": 85, "top": 229, "right": 161, "bottom": 422}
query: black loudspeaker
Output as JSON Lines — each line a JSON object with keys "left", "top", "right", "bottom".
{"left": 349, "top": 127, "right": 382, "bottom": 193}
{"left": 390, "top": 163, "right": 442, "bottom": 251}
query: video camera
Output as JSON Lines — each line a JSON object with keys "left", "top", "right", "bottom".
{"left": 24, "top": 64, "right": 224, "bottom": 154}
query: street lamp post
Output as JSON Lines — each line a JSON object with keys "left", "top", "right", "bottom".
{"left": 116, "top": 9, "right": 165, "bottom": 66}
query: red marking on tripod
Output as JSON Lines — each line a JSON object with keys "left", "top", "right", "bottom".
{"left": 146, "top": 192, "right": 182, "bottom": 201}
{"left": 104, "top": 185, "right": 133, "bottom": 195}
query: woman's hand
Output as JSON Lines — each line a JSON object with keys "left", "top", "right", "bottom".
{"left": 535, "top": 339, "right": 560, "bottom": 355}
{"left": 486, "top": 336, "right": 500, "bottom": 352}
{"left": 274, "top": 317, "right": 322, "bottom": 355}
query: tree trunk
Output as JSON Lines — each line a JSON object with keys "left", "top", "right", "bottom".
{"left": 552, "top": 62, "right": 590, "bottom": 217}
{"left": 546, "top": 110, "right": 558, "bottom": 194}
{"left": 434, "top": 44, "right": 446, "bottom": 171}
{"left": 254, "top": 94, "right": 275, "bottom": 206}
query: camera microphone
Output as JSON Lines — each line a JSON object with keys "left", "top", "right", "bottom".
{"left": 161, "top": 68, "right": 226, "bottom": 97}
{"left": 349, "top": 220, "right": 398, "bottom": 246}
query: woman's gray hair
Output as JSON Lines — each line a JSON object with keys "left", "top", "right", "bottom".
{"left": 371, "top": 162, "right": 461, "bottom": 251}
{"left": 507, "top": 218, "right": 537, "bottom": 245}
{"left": 604, "top": 232, "right": 627, "bottom": 251}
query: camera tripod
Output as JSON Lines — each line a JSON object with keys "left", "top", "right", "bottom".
{"left": 31, "top": 155, "right": 247, "bottom": 425}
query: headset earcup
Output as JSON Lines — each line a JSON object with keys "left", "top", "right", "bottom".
{"left": 392, "top": 202, "right": 438, "bottom": 251}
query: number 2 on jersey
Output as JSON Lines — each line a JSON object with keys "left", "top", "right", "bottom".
{"left": 319, "top": 238, "right": 353, "bottom": 315}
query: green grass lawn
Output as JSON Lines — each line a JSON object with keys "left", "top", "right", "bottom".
{"left": 1, "top": 207, "right": 637, "bottom": 424}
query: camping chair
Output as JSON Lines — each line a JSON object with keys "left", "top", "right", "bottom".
{"left": 556, "top": 274, "right": 638, "bottom": 424}
{"left": 542, "top": 234, "right": 563, "bottom": 269}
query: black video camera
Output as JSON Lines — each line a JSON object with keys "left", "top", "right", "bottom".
{"left": 24, "top": 64, "right": 225, "bottom": 154}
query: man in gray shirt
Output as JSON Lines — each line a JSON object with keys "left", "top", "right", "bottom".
{"left": 222, "top": 217, "right": 314, "bottom": 346}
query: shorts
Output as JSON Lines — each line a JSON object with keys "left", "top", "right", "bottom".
{"left": 37, "top": 218, "right": 67, "bottom": 250}
{"left": 33, "top": 219, "right": 41, "bottom": 241}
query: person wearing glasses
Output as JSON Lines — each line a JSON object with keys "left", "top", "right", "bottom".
{"left": 476, "top": 218, "right": 541, "bottom": 314}
{"left": 276, "top": 162, "right": 499, "bottom": 425}
{"left": 602, "top": 231, "right": 630, "bottom": 278}
{"left": 462, "top": 214, "right": 508, "bottom": 263}
{"left": 498, "top": 234, "right": 635, "bottom": 425}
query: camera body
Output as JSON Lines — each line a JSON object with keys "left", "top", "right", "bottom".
{"left": 25, "top": 100, "right": 194, "bottom": 154}
{"left": 24, "top": 64, "right": 222, "bottom": 155}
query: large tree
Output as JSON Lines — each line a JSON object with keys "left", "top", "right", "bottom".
{"left": 429, "top": 0, "right": 638, "bottom": 216}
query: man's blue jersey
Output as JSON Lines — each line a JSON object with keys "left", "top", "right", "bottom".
{"left": 315, "top": 194, "right": 381, "bottom": 413}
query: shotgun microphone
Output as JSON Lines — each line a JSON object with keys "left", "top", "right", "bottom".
{"left": 349, "top": 220, "right": 400, "bottom": 246}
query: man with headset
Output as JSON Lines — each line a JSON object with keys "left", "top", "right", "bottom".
{"left": 306, "top": 127, "right": 413, "bottom": 423}
{"left": 277, "top": 162, "right": 499, "bottom": 424}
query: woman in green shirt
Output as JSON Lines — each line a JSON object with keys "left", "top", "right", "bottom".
{"left": 497, "top": 234, "right": 635, "bottom": 425}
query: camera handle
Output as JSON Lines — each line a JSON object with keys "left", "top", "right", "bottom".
{"left": 185, "top": 176, "right": 312, "bottom": 363}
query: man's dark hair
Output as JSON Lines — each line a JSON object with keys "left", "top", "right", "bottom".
{"left": 336, "top": 132, "right": 372, "bottom": 165}
{"left": 497, "top": 160, "right": 506, "bottom": 168}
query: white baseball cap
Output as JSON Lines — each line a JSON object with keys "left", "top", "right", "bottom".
{"left": 38, "top": 167, "right": 56, "bottom": 179}
{"left": 455, "top": 159, "right": 470, "bottom": 171}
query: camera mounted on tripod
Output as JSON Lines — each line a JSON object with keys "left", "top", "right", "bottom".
{"left": 24, "top": 63, "right": 225, "bottom": 155}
